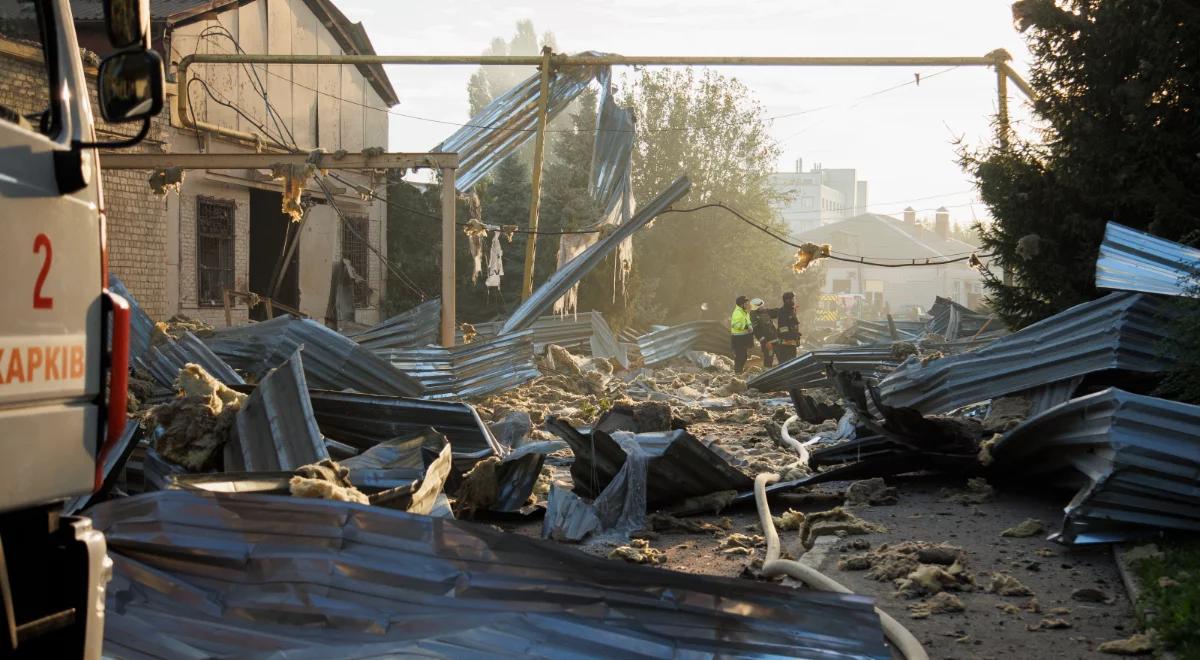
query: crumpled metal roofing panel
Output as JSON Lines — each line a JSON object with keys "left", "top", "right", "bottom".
{"left": 926, "top": 296, "right": 996, "bottom": 340}
{"left": 1095, "top": 221, "right": 1200, "bottom": 297}
{"left": 878, "top": 292, "right": 1171, "bottom": 414}
{"left": 205, "top": 316, "right": 425, "bottom": 397}
{"left": 500, "top": 176, "right": 692, "bottom": 335}
{"left": 93, "top": 490, "right": 889, "bottom": 659}
{"left": 108, "top": 274, "right": 155, "bottom": 365}
{"left": 635, "top": 320, "right": 731, "bottom": 366}
{"left": 225, "top": 351, "right": 328, "bottom": 472}
{"left": 138, "top": 330, "right": 244, "bottom": 387}
{"left": 375, "top": 330, "right": 540, "bottom": 399}
{"left": 987, "top": 388, "right": 1200, "bottom": 545}
{"left": 348, "top": 298, "right": 441, "bottom": 350}
{"left": 830, "top": 319, "right": 925, "bottom": 345}
{"left": 306, "top": 389, "right": 501, "bottom": 459}
{"left": 547, "top": 418, "right": 753, "bottom": 507}
{"left": 748, "top": 347, "right": 899, "bottom": 393}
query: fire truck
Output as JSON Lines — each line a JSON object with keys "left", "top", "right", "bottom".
{"left": 0, "top": 0, "right": 163, "bottom": 656}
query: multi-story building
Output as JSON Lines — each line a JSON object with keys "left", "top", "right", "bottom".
{"left": 767, "top": 158, "right": 869, "bottom": 234}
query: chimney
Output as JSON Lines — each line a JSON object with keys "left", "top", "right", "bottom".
{"left": 903, "top": 206, "right": 916, "bottom": 224}
{"left": 795, "top": 158, "right": 803, "bottom": 173}
{"left": 935, "top": 206, "right": 950, "bottom": 239}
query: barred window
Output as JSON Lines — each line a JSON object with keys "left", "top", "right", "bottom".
{"left": 197, "top": 197, "right": 235, "bottom": 307}
{"left": 341, "top": 216, "right": 371, "bottom": 308}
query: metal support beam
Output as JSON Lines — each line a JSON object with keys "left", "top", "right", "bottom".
{"left": 521, "top": 46, "right": 553, "bottom": 301}
{"left": 440, "top": 167, "right": 457, "bottom": 347}
{"left": 99, "top": 151, "right": 458, "bottom": 170}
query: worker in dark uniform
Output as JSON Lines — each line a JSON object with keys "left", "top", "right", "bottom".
{"left": 772, "top": 291, "right": 802, "bottom": 364}
{"left": 749, "top": 298, "right": 778, "bottom": 368}
{"left": 730, "top": 295, "right": 754, "bottom": 374}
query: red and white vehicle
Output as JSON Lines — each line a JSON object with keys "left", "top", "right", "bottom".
{"left": 0, "top": 0, "right": 162, "bottom": 656}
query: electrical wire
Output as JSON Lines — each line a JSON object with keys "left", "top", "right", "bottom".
{"left": 183, "top": 33, "right": 965, "bottom": 137}
{"left": 663, "top": 203, "right": 992, "bottom": 267}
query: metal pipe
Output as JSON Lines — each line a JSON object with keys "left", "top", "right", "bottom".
{"left": 521, "top": 47, "right": 553, "bottom": 301}
{"left": 440, "top": 167, "right": 457, "bottom": 347}
{"left": 179, "top": 53, "right": 1003, "bottom": 67}
{"left": 99, "top": 151, "right": 459, "bottom": 170}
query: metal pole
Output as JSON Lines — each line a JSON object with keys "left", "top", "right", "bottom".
{"left": 181, "top": 53, "right": 1002, "bottom": 68}
{"left": 441, "top": 167, "right": 457, "bottom": 347}
{"left": 521, "top": 46, "right": 553, "bottom": 301}
{"left": 996, "top": 64, "right": 1010, "bottom": 149}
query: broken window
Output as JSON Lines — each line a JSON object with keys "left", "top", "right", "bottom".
{"left": 340, "top": 215, "right": 371, "bottom": 308}
{"left": 197, "top": 196, "right": 235, "bottom": 307}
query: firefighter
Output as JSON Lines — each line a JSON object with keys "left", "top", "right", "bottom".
{"left": 772, "top": 291, "right": 802, "bottom": 364}
{"left": 749, "top": 297, "right": 778, "bottom": 368}
{"left": 730, "top": 295, "right": 754, "bottom": 373}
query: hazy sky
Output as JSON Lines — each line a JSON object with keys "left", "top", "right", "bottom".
{"left": 336, "top": 0, "right": 1036, "bottom": 226}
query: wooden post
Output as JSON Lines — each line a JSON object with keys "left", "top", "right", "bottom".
{"left": 996, "top": 64, "right": 1010, "bottom": 149}
{"left": 521, "top": 46, "right": 554, "bottom": 300}
{"left": 223, "top": 290, "right": 232, "bottom": 327}
{"left": 441, "top": 167, "right": 457, "bottom": 347}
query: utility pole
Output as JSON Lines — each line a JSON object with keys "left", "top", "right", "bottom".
{"left": 521, "top": 46, "right": 554, "bottom": 301}
{"left": 441, "top": 166, "right": 458, "bottom": 346}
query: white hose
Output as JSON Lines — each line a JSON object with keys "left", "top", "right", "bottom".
{"left": 777, "top": 415, "right": 810, "bottom": 466}
{"left": 754, "top": 473, "right": 929, "bottom": 660}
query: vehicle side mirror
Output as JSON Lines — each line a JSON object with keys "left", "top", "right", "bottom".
{"left": 105, "top": 0, "right": 150, "bottom": 49}
{"left": 98, "top": 50, "right": 164, "bottom": 123}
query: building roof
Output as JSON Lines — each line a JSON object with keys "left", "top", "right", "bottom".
{"left": 67, "top": 0, "right": 398, "bottom": 106}
{"left": 794, "top": 212, "right": 979, "bottom": 261}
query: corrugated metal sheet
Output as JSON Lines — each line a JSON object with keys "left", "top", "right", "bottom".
{"left": 987, "top": 388, "right": 1200, "bottom": 545}
{"left": 205, "top": 316, "right": 425, "bottom": 397}
{"left": 748, "top": 347, "right": 899, "bottom": 393}
{"left": 830, "top": 319, "right": 924, "bottom": 345}
{"left": 635, "top": 320, "right": 730, "bottom": 366}
{"left": 137, "top": 330, "right": 244, "bottom": 387}
{"left": 547, "top": 418, "right": 753, "bottom": 507}
{"left": 878, "top": 292, "right": 1171, "bottom": 414}
{"left": 375, "top": 330, "right": 539, "bottom": 400}
{"left": 435, "top": 55, "right": 606, "bottom": 191}
{"left": 469, "top": 311, "right": 626, "bottom": 364}
{"left": 108, "top": 274, "right": 154, "bottom": 365}
{"left": 926, "top": 296, "right": 996, "bottom": 340}
{"left": 499, "top": 176, "right": 692, "bottom": 335}
{"left": 92, "top": 490, "right": 889, "bottom": 659}
{"left": 306, "top": 389, "right": 502, "bottom": 460}
{"left": 1095, "top": 221, "right": 1200, "bottom": 297}
{"left": 225, "top": 351, "right": 329, "bottom": 472}
{"left": 349, "top": 298, "right": 441, "bottom": 350}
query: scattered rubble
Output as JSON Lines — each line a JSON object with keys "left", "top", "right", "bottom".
{"left": 149, "top": 364, "right": 246, "bottom": 471}
{"left": 844, "top": 478, "right": 898, "bottom": 506}
{"left": 1071, "top": 587, "right": 1110, "bottom": 603}
{"left": 1001, "top": 518, "right": 1046, "bottom": 538}
{"left": 941, "top": 477, "right": 996, "bottom": 505}
{"left": 799, "top": 507, "right": 886, "bottom": 549}
{"left": 908, "top": 592, "right": 965, "bottom": 618}
{"left": 1097, "top": 633, "right": 1155, "bottom": 655}
{"left": 608, "top": 539, "right": 667, "bottom": 565}
{"left": 987, "top": 572, "right": 1035, "bottom": 597}
{"left": 290, "top": 459, "right": 369, "bottom": 505}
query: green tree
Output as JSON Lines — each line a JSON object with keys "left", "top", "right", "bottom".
{"left": 466, "top": 21, "right": 557, "bottom": 117}
{"left": 621, "top": 67, "right": 791, "bottom": 323}
{"left": 382, "top": 174, "right": 441, "bottom": 315}
{"left": 962, "top": 0, "right": 1200, "bottom": 329}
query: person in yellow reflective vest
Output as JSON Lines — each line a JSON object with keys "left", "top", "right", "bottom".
{"left": 730, "top": 295, "right": 755, "bottom": 373}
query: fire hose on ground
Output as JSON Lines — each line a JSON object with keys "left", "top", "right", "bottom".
{"left": 753, "top": 472, "right": 929, "bottom": 660}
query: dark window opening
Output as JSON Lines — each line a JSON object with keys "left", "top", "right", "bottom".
{"left": 341, "top": 216, "right": 371, "bottom": 308}
{"left": 197, "top": 196, "right": 235, "bottom": 307}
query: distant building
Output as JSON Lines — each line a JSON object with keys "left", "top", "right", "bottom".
{"left": 794, "top": 210, "right": 984, "bottom": 318}
{"left": 767, "top": 159, "right": 869, "bottom": 234}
